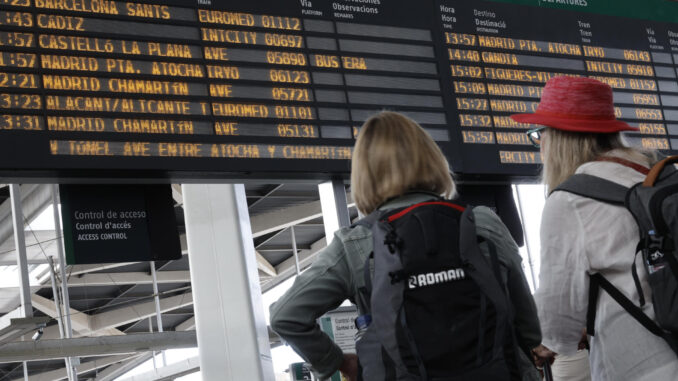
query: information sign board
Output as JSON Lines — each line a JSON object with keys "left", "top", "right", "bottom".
{"left": 0, "top": 0, "right": 676, "bottom": 180}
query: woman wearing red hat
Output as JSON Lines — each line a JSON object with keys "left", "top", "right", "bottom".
{"left": 511, "top": 76, "right": 678, "bottom": 380}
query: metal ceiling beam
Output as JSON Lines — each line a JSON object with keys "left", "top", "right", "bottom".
{"left": 250, "top": 200, "right": 323, "bottom": 238}
{"left": 91, "top": 285, "right": 137, "bottom": 315}
{"left": 90, "top": 292, "right": 193, "bottom": 332}
{"left": 88, "top": 260, "right": 179, "bottom": 317}
{"left": 0, "top": 307, "right": 23, "bottom": 332}
{"left": 31, "top": 291, "right": 193, "bottom": 341}
{"left": 30, "top": 294, "right": 123, "bottom": 337}
{"left": 118, "top": 356, "right": 200, "bottom": 381}
{"left": 257, "top": 244, "right": 312, "bottom": 252}
{"left": 93, "top": 352, "right": 154, "bottom": 381}
{"left": 0, "top": 316, "right": 50, "bottom": 345}
{"left": 254, "top": 227, "right": 288, "bottom": 249}
{"left": 0, "top": 260, "right": 49, "bottom": 266}
{"left": 67, "top": 263, "right": 138, "bottom": 277}
{"left": 35, "top": 324, "right": 68, "bottom": 341}
{"left": 31, "top": 294, "right": 88, "bottom": 334}
{"left": 72, "top": 306, "right": 196, "bottom": 380}
{"left": 250, "top": 192, "right": 324, "bottom": 199}
{"left": 0, "top": 184, "right": 52, "bottom": 245}
{"left": 261, "top": 237, "right": 326, "bottom": 293}
{"left": 249, "top": 193, "right": 354, "bottom": 239}
{"left": 53, "top": 271, "right": 191, "bottom": 288}
{"left": 94, "top": 304, "right": 197, "bottom": 380}
{"left": 0, "top": 331, "right": 197, "bottom": 363}
{"left": 66, "top": 237, "right": 188, "bottom": 277}
{"left": 175, "top": 316, "right": 195, "bottom": 331}
{"left": 247, "top": 184, "right": 283, "bottom": 210}
{"left": 255, "top": 252, "right": 276, "bottom": 277}
{"left": 10, "top": 354, "right": 138, "bottom": 381}
{"left": 276, "top": 237, "right": 326, "bottom": 275}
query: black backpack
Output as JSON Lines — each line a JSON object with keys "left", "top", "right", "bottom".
{"left": 554, "top": 156, "right": 678, "bottom": 354}
{"left": 354, "top": 199, "right": 517, "bottom": 380}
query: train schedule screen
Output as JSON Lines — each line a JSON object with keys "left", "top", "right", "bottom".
{"left": 0, "top": 0, "right": 677, "bottom": 180}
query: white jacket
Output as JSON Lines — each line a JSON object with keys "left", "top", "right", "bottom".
{"left": 535, "top": 149, "right": 678, "bottom": 381}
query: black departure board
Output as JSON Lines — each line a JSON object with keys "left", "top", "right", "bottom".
{"left": 0, "top": 0, "right": 676, "bottom": 181}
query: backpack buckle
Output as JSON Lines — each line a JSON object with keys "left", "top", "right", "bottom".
{"left": 383, "top": 230, "right": 402, "bottom": 254}
{"left": 647, "top": 233, "right": 674, "bottom": 252}
{"left": 388, "top": 271, "right": 406, "bottom": 284}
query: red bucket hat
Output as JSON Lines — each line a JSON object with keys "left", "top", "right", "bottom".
{"left": 510, "top": 76, "right": 638, "bottom": 133}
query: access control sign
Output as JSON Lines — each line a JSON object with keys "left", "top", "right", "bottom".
{"left": 59, "top": 184, "right": 181, "bottom": 264}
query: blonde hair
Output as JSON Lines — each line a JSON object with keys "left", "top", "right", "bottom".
{"left": 351, "top": 111, "right": 455, "bottom": 215}
{"left": 541, "top": 129, "right": 652, "bottom": 192}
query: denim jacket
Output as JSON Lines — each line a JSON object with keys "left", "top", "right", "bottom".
{"left": 270, "top": 193, "right": 541, "bottom": 379}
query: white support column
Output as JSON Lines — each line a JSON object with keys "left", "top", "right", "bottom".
{"left": 10, "top": 185, "right": 32, "bottom": 318}
{"left": 182, "top": 184, "right": 274, "bottom": 381}
{"left": 318, "top": 179, "right": 350, "bottom": 244}
{"left": 10, "top": 185, "right": 32, "bottom": 381}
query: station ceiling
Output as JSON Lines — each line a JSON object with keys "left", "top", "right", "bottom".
{"left": 0, "top": 182, "right": 355, "bottom": 380}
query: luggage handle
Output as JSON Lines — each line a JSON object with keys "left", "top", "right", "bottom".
{"left": 644, "top": 155, "right": 678, "bottom": 187}
{"left": 542, "top": 361, "right": 553, "bottom": 381}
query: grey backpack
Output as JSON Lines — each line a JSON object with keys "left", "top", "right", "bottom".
{"left": 354, "top": 199, "right": 517, "bottom": 380}
{"left": 554, "top": 156, "right": 678, "bottom": 355}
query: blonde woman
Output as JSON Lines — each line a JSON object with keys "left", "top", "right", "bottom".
{"left": 270, "top": 111, "right": 540, "bottom": 380}
{"left": 511, "top": 76, "right": 678, "bottom": 380}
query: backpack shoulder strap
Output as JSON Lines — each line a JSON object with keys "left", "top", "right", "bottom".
{"left": 353, "top": 210, "right": 386, "bottom": 314}
{"left": 588, "top": 273, "right": 678, "bottom": 353}
{"left": 552, "top": 174, "right": 629, "bottom": 206}
{"left": 459, "top": 208, "right": 510, "bottom": 358}
{"left": 352, "top": 211, "right": 380, "bottom": 229}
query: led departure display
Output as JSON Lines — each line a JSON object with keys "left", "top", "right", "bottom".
{"left": 0, "top": 0, "right": 677, "bottom": 180}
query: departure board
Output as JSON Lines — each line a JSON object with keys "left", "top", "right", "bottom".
{"left": 0, "top": 0, "right": 677, "bottom": 180}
